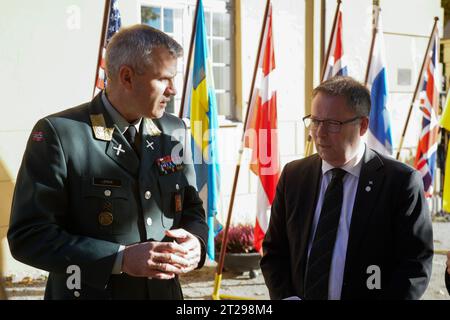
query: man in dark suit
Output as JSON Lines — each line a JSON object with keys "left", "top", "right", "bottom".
{"left": 8, "top": 25, "right": 208, "bottom": 299}
{"left": 261, "top": 76, "right": 433, "bottom": 300}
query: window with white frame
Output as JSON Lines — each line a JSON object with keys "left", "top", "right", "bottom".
{"left": 140, "top": 0, "right": 234, "bottom": 119}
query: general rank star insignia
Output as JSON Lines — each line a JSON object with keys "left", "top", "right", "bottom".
{"left": 146, "top": 140, "right": 154, "bottom": 150}
{"left": 113, "top": 144, "right": 125, "bottom": 156}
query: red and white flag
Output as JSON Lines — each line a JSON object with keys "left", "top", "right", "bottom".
{"left": 323, "top": 8, "right": 347, "bottom": 80}
{"left": 244, "top": 4, "right": 280, "bottom": 253}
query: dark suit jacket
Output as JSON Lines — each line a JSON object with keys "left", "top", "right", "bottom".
{"left": 261, "top": 148, "right": 433, "bottom": 300}
{"left": 8, "top": 94, "right": 208, "bottom": 299}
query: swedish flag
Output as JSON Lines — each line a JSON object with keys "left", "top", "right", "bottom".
{"left": 184, "top": 0, "right": 221, "bottom": 260}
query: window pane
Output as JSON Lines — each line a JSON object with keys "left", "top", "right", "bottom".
{"left": 204, "top": 11, "right": 211, "bottom": 36}
{"left": 142, "top": 6, "right": 161, "bottom": 30}
{"left": 213, "top": 13, "right": 230, "bottom": 37}
{"left": 213, "top": 66, "right": 231, "bottom": 91}
{"left": 213, "top": 39, "right": 230, "bottom": 64}
{"left": 175, "top": 75, "right": 184, "bottom": 96}
{"left": 164, "top": 8, "right": 174, "bottom": 33}
{"left": 166, "top": 97, "right": 175, "bottom": 114}
{"left": 216, "top": 92, "right": 231, "bottom": 116}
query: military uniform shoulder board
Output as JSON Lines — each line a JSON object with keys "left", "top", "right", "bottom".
{"left": 145, "top": 118, "right": 162, "bottom": 136}
{"left": 90, "top": 114, "right": 114, "bottom": 141}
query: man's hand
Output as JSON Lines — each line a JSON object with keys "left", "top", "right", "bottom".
{"left": 165, "top": 228, "right": 202, "bottom": 273}
{"left": 447, "top": 251, "right": 450, "bottom": 275}
{"left": 122, "top": 241, "right": 191, "bottom": 279}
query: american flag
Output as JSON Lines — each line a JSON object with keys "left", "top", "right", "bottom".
{"left": 94, "top": 0, "right": 121, "bottom": 96}
{"left": 414, "top": 27, "right": 440, "bottom": 197}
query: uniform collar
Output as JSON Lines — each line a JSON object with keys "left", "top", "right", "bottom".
{"left": 101, "top": 91, "right": 142, "bottom": 134}
{"left": 322, "top": 142, "right": 366, "bottom": 178}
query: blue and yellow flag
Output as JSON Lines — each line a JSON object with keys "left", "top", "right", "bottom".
{"left": 440, "top": 89, "right": 450, "bottom": 212}
{"left": 183, "top": 0, "right": 221, "bottom": 260}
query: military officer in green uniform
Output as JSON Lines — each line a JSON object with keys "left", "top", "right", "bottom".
{"left": 8, "top": 25, "right": 208, "bottom": 299}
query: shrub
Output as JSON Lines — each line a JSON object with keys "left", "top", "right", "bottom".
{"left": 215, "top": 224, "right": 256, "bottom": 254}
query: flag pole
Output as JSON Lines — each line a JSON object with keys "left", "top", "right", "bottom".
{"left": 92, "top": 0, "right": 112, "bottom": 98}
{"left": 396, "top": 17, "right": 439, "bottom": 160}
{"left": 212, "top": 0, "right": 272, "bottom": 300}
{"left": 363, "top": 6, "right": 380, "bottom": 86}
{"left": 179, "top": 0, "right": 201, "bottom": 118}
{"left": 305, "top": 0, "right": 342, "bottom": 157}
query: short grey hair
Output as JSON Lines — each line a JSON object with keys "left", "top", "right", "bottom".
{"left": 105, "top": 24, "right": 183, "bottom": 80}
{"left": 312, "top": 76, "right": 371, "bottom": 117}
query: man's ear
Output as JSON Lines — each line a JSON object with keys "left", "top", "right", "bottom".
{"left": 360, "top": 116, "right": 369, "bottom": 136}
{"left": 118, "top": 65, "right": 134, "bottom": 90}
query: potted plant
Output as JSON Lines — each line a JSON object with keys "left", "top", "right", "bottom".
{"left": 214, "top": 224, "right": 262, "bottom": 278}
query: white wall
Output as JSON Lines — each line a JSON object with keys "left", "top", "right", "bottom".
{"left": 381, "top": 0, "right": 443, "bottom": 158}
{"left": 325, "top": 0, "right": 372, "bottom": 82}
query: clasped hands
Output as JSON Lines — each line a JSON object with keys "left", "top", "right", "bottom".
{"left": 122, "top": 228, "right": 201, "bottom": 279}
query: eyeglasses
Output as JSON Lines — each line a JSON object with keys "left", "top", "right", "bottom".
{"left": 302, "top": 115, "right": 362, "bottom": 133}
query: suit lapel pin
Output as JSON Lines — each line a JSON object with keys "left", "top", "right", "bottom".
{"left": 113, "top": 144, "right": 125, "bottom": 156}
{"left": 365, "top": 180, "right": 374, "bottom": 192}
{"left": 146, "top": 140, "right": 154, "bottom": 150}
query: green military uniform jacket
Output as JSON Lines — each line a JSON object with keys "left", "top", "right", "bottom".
{"left": 8, "top": 94, "right": 208, "bottom": 299}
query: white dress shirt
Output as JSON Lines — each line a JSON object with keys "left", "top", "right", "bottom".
{"left": 307, "top": 142, "right": 366, "bottom": 300}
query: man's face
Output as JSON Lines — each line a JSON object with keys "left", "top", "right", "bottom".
{"left": 132, "top": 47, "right": 178, "bottom": 119}
{"left": 310, "top": 92, "right": 368, "bottom": 167}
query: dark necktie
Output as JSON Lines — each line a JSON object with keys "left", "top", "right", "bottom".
{"left": 124, "top": 125, "right": 139, "bottom": 155}
{"left": 304, "top": 168, "right": 346, "bottom": 300}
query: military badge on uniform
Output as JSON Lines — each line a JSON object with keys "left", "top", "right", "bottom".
{"left": 174, "top": 193, "right": 182, "bottom": 212}
{"left": 98, "top": 202, "right": 113, "bottom": 226}
{"left": 156, "top": 155, "right": 183, "bottom": 175}
{"left": 32, "top": 131, "right": 44, "bottom": 142}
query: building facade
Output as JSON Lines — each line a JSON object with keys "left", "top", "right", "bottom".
{"left": 0, "top": 0, "right": 444, "bottom": 277}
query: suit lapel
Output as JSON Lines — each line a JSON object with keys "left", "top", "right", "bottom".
{"left": 343, "top": 148, "right": 384, "bottom": 279}
{"left": 88, "top": 93, "right": 139, "bottom": 176}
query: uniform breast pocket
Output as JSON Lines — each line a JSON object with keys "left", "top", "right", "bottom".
{"left": 157, "top": 172, "right": 188, "bottom": 228}
{"left": 81, "top": 177, "right": 132, "bottom": 235}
